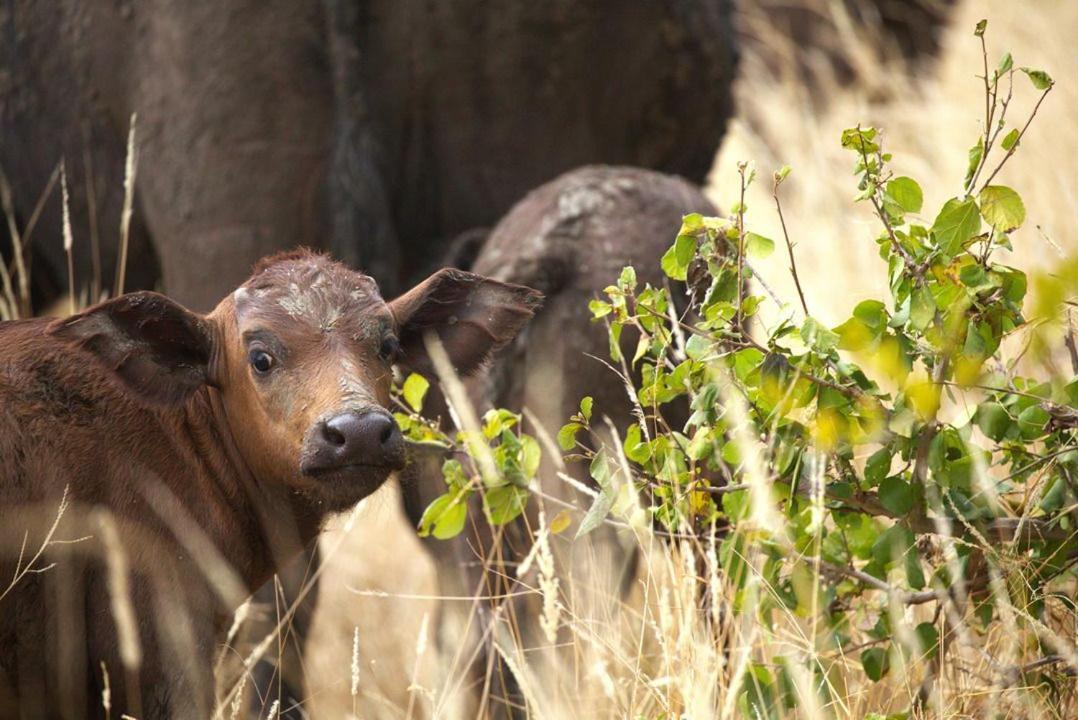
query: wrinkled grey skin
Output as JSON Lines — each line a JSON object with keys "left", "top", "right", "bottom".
{"left": 400, "top": 165, "right": 718, "bottom": 717}
{"left": 0, "top": 0, "right": 738, "bottom": 313}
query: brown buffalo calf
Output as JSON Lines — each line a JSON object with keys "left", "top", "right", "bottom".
{"left": 0, "top": 250, "right": 540, "bottom": 719}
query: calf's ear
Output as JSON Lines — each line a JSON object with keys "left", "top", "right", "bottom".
{"left": 49, "top": 291, "right": 214, "bottom": 405}
{"left": 389, "top": 268, "right": 542, "bottom": 377}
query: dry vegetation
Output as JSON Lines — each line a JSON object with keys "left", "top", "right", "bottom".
{"left": 302, "top": 2, "right": 1078, "bottom": 719}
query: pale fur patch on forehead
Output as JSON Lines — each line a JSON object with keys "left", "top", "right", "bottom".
{"left": 235, "top": 255, "right": 385, "bottom": 333}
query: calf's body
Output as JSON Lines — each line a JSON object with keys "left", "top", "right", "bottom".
{"left": 0, "top": 252, "right": 539, "bottom": 718}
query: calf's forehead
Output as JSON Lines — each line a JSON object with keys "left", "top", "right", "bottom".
{"left": 232, "top": 259, "right": 390, "bottom": 338}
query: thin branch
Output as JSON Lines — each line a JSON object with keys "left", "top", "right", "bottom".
{"left": 979, "top": 85, "right": 1053, "bottom": 190}
{"left": 773, "top": 171, "right": 808, "bottom": 317}
{"left": 818, "top": 559, "right": 941, "bottom": 605}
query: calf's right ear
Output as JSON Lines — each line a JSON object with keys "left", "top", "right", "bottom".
{"left": 389, "top": 268, "right": 543, "bottom": 377}
{"left": 49, "top": 291, "right": 214, "bottom": 405}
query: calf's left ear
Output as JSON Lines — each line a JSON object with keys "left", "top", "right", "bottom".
{"left": 389, "top": 268, "right": 542, "bottom": 377}
{"left": 49, "top": 291, "right": 214, "bottom": 405}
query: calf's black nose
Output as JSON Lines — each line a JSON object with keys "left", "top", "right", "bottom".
{"left": 307, "top": 410, "right": 405, "bottom": 473}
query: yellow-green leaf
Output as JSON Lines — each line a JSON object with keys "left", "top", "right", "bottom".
{"left": 1020, "top": 67, "right": 1053, "bottom": 90}
{"left": 549, "top": 509, "right": 572, "bottom": 535}
{"left": 978, "top": 185, "right": 1026, "bottom": 231}
{"left": 402, "top": 373, "right": 430, "bottom": 413}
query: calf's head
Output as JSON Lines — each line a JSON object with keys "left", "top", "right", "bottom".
{"left": 50, "top": 251, "right": 541, "bottom": 508}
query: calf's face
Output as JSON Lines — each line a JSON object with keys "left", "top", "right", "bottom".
{"left": 50, "top": 252, "right": 541, "bottom": 509}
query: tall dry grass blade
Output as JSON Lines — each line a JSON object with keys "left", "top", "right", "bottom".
{"left": 115, "top": 113, "right": 138, "bottom": 297}
{"left": 404, "top": 612, "right": 429, "bottom": 720}
{"left": 0, "top": 162, "right": 25, "bottom": 318}
{"left": 17, "top": 162, "right": 61, "bottom": 265}
{"left": 94, "top": 509, "right": 143, "bottom": 717}
{"left": 61, "top": 160, "right": 76, "bottom": 315}
{"left": 100, "top": 661, "right": 112, "bottom": 720}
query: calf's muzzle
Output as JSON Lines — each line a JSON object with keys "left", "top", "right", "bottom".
{"left": 301, "top": 410, "right": 405, "bottom": 476}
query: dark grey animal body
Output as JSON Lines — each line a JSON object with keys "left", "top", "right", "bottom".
{"left": 1, "top": 0, "right": 738, "bottom": 312}
{"left": 401, "top": 165, "right": 718, "bottom": 716}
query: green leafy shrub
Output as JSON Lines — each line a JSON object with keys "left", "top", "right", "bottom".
{"left": 398, "top": 20, "right": 1076, "bottom": 712}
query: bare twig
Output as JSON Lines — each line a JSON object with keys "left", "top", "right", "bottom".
{"left": 772, "top": 169, "right": 808, "bottom": 317}
{"left": 818, "top": 560, "right": 941, "bottom": 605}
{"left": 979, "top": 85, "right": 1053, "bottom": 190}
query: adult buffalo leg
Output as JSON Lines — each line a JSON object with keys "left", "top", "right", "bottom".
{"left": 130, "top": 0, "right": 337, "bottom": 312}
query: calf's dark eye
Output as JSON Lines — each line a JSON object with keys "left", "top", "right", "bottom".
{"left": 249, "top": 349, "right": 275, "bottom": 374}
{"left": 379, "top": 336, "right": 399, "bottom": 362}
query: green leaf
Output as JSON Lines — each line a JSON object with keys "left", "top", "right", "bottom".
{"left": 549, "top": 509, "right": 572, "bottom": 535}
{"left": 861, "top": 647, "right": 890, "bottom": 682}
{"left": 576, "top": 482, "right": 616, "bottom": 538}
{"left": 974, "top": 19, "right": 987, "bottom": 37}
{"left": 865, "top": 448, "right": 892, "bottom": 487}
{"left": 978, "top": 185, "right": 1026, "bottom": 231}
{"left": 909, "top": 286, "right": 936, "bottom": 332}
{"left": 879, "top": 475, "right": 914, "bottom": 516}
{"left": 744, "top": 232, "right": 775, "bottom": 259}
{"left": 521, "top": 435, "right": 541, "bottom": 480}
{"left": 931, "top": 197, "right": 982, "bottom": 256}
{"left": 589, "top": 299, "right": 612, "bottom": 319}
{"left": 841, "top": 127, "right": 879, "bottom": 154}
{"left": 854, "top": 300, "right": 888, "bottom": 330}
{"left": 975, "top": 402, "right": 1012, "bottom": 442}
{"left": 558, "top": 422, "right": 582, "bottom": 451}
{"left": 482, "top": 408, "right": 519, "bottom": 440}
{"left": 618, "top": 265, "right": 637, "bottom": 290}
{"left": 402, "top": 373, "right": 430, "bottom": 413}
{"left": 661, "top": 234, "right": 695, "bottom": 281}
{"left": 580, "top": 396, "right": 593, "bottom": 422}
{"left": 624, "top": 424, "right": 651, "bottom": 464}
{"left": 885, "top": 177, "right": 923, "bottom": 214}
{"left": 914, "top": 622, "right": 940, "bottom": 660}
{"left": 872, "top": 524, "right": 915, "bottom": 570}
{"left": 1020, "top": 67, "right": 1054, "bottom": 90}
{"left": 419, "top": 491, "right": 469, "bottom": 539}
{"left": 802, "top": 317, "right": 840, "bottom": 353}
{"left": 1018, "top": 405, "right": 1050, "bottom": 439}
{"left": 1001, "top": 128, "right": 1020, "bottom": 151}
{"left": 485, "top": 485, "right": 528, "bottom": 525}
{"left": 589, "top": 447, "right": 612, "bottom": 487}
{"left": 965, "top": 137, "right": 984, "bottom": 189}
{"left": 996, "top": 52, "right": 1013, "bottom": 76}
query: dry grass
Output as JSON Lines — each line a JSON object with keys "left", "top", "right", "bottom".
{"left": 302, "top": 2, "right": 1078, "bottom": 719}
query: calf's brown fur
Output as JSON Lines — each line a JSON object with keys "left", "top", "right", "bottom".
{"left": 0, "top": 251, "right": 540, "bottom": 718}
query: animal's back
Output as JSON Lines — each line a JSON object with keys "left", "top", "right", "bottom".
{"left": 0, "top": 318, "right": 181, "bottom": 717}
{"left": 0, "top": 318, "right": 137, "bottom": 505}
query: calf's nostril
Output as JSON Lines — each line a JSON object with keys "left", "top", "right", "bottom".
{"left": 321, "top": 420, "right": 347, "bottom": 447}
{"left": 378, "top": 421, "right": 394, "bottom": 446}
